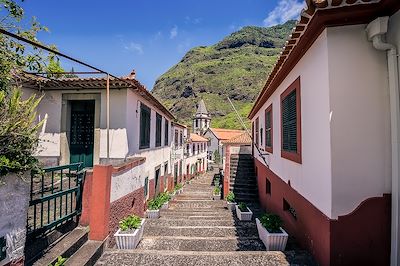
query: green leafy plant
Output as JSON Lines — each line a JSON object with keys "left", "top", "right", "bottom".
{"left": 226, "top": 192, "right": 235, "bottom": 203}
{"left": 119, "top": 215, "right": 142, "bottom": 231}
{"left": 238, "top": 202, "right": 248, "bottom": 212}
{"left": 213, "top": 150, "right": 221, "bottom": 164}
{"left": 260, "top": 213, "right": 283, "bottom": 233}
{"left": 158, "top": 192, "right": 171, "bottom": 203}
{"left": 148, "top": 192, "right": 171, "bottom": 210}
{"left": 48, "top": 256, "right": 67, "bottom": 266}
{"left": 174, "top": 183, "right": 183, "bottom": 191}
{"left": 213, "top": 187, "right": 221, "bottom": 195}
{"left": 0, "top": 89, "right": 43, "bottom": 177}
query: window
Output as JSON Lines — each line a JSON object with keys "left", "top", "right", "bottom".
{"left": 265, "top": 104, "right": 273, "bottom": 153}
{"left": 195, "top": 119, "right": 198, "bottom": 127}
{"left": 281, "top": 77, "right": 301, "bottom": 163}
{"left": 260, "top": 128, "right": 263, "bottom": 146}
{"left": 164, "top": 119, "right": 169, "bottom": 146}
{"left": 179, "top": 131, "right": 183, "bottom": 146}
{"left": 155, "top": 113, "right": 162, "bottom": 147}
{"left": 193, "top": 144, "right": 196, "bottom": 154}
{"left": 139, "top": 103, "right": 151, "bottom": 149}
{"left": 266, "top": 179, "right": 271, "bottom": 195}
{"left": 283, "top": 198, "right": 297, "bottom": 220}
{"left": 164, "top": 162, "right": 168, "bottom": 175}
{"left": 255, "top": 117, "right": 259, "bottom": 147}
{"left": 174, "top": 129, "right": 178, "bottom": 146}
{"left": 144, "top": 176, "right": 149, "bottom": 197}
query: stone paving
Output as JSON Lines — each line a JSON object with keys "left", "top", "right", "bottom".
{"left": 96, "top": 172, "right": 316, "bottom": 266}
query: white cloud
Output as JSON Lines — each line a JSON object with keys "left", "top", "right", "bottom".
{"left": 263, "top": 0, "right": 305, "bottom": 27}
{"left": 124, "top": 42, "right": 143, "bottom": 55}
{"left": 185, "top": 16, "right": 202, "bottom": 25}
{"left": 170, "top": 25, "right": 178, "bottom": 39}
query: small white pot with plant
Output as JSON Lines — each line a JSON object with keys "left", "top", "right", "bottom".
{"left": 115, "top": 215, "right": 145, "bottom": 249}
{"left": 146, "top": 198, "right": 161, "bottom": 219}
{"left": 160, "top": 192, "right": 171, "bottom": 209}
{"left": 226, "top": 192, "right": 236, "bottom": 211}
{"left": 256, "top": 213, "right": 288, "bottom": 251}
{"left": 174, "top": 184, "right": 183, "bottom": 194}
{"left": 236, "top": 202, "right": 253, "bottom": 221}
{"left": 213, "top": 187, "right": 221, "bottom": 200}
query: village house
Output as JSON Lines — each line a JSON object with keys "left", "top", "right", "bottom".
{"left": 171, "top": 121, "right": 186, "bottom": 186}
{"left": 204, "top": 127, "right": 245, "bottom": 162}
{"left": 248, "top": 0, "right": 400, "bottom": 265}
{"left": 185, "top": 133, "right": 209, "bottom": 178}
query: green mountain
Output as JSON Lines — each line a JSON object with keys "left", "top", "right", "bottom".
{"left": 152, "top": 20, "right": 295, "bottom": 129}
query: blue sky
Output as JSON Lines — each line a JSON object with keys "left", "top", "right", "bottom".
{"left": 22, "top": 0, "right": 304, "bottom": 89}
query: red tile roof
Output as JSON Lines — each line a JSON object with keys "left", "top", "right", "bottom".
{"left": 248, "top": 0, "right": 399, "bottom": 119}
{"left": 222, "top": 132, "right": 252, "bottom": 145}
{"left": 190, "top": 133, "right": 208, "bottom": 142}
{"left": 208, "top": 128, "right": 245, "bottom": 141}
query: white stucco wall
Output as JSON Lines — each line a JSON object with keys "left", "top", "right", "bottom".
{"left": 204, "top": 130, "right": 221, "bottom": 161}
{"left": 110, "top": 163, "right": 146, "bottom": 202}
{"left": 327, "top": 25, "right": 392, "bottom": 218}
{"left": 252, "top": 30, "right": 333, "bottom": 218}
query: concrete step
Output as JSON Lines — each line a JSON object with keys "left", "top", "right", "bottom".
{"left": 96, "top": 250, "right": 289, "bottom": 266}
{"left": 145, "top": 218, "right": 255, "bottom": 227}
{"left": 33, "top": 227, "right": 89, "bottom": 266}
{"left": 169, "top": 200, "right": 226, "bottom": 209}
{"left": 65, "top": 240, "right": 105, "bottom": 266}
{"left": 137, "top": 236, "right": 265, "bottom": 251}
{"left": 143, "top": 225, "right": 258, "bottom": 238}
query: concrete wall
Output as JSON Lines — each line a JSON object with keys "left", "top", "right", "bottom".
{"left": 204, "top": 130, "right": 221, "bottom": 162}
{"left": 252, "top": 30, "right": 333, "bottom": 218}
{"left": 327, "top": 24, "right": 391, "bottom": 218}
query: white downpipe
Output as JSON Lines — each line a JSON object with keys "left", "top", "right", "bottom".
{"left": 367, "top": 17, "right": 400, "bottom": 266}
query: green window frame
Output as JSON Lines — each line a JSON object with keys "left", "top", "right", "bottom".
{"left": 164, "top": 119, "right": 169, "bottom": 146}
{"left": 139, "top": 103, "right": 151, "bottom": 149}
{"left": 156, "top": 113, "right": 162, "bottom": 147}
{"left": 144, "top": 176, "right": 149, "bottom": 197}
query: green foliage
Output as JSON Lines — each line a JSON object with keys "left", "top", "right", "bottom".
{"left": 260, "top": 213, "right": 283, "bottom": 233}
{"left": 48, "top": 256, "right": 67, "bottom": 266}
{"left": 0, "top": 89, "right": 43, "bottom": 176}
{"left": 147, "top": 192, "right": 171, "bottom": 210}
{"left": 174, "top": 183, "right": 183, "bottom": 191}
{"left": 152, "top": 21, "right": 295, "bottom": 128}
{"left": 213, "top": 150, "right": 221, "bottom": 164}
{"left": 226, "top": 192, "right": 235, "bottom": 203}
{"left": 213, "top": 186, "right": 221, "bottom": 195}
{"left": 119, "top": 215, "right": 142, "bottom": 231}
{"left": 238, "top": 202, "right": 248, "bottom": 212}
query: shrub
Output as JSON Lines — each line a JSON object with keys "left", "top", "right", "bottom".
{"left": 0, "top": 89, "right": 43, "bottom": 177}
{"left": 159, "top": 192, "right": 171, "bottom": 203}
{"left": 238, "top": 202, "right": 248, "bottom": 212}
{"left": 226, "top": 192, "right": 235, "bottom": 203}
{"left": 174, "top": 183, "right": 183, "bottom": 191}
{"left": 260, "top": 213, "right": 283, "bottom": 233}
{"left": 148, "top": 192, "right": 171, "bottom": 210}
{"left": 119, "top": 215, "right": 142, "bottom": 231}
{"left": 213, "top": 187, "right": 221, "bottom": 195}
{"left": 49, "top": 256, "right": 67, "bottom": 266}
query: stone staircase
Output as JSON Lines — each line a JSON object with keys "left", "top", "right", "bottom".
{"left": 229, "top": 154, "right": 259, "bottom": 203}
{"left": 32, "top": 226, "right": 105, "bottom": 266}
{"left": 95, "top": 172, "right": 315, "bottom": 266}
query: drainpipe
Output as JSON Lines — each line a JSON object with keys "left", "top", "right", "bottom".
{"left": 366, "top": 16, "right": 400, "bottom": 266}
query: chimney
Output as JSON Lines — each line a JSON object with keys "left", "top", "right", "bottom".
{"left": 127, "top": 69, "right": 136, "bottom": 79}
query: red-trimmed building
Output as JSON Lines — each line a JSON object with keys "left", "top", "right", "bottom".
{"left": 248, "top": 1, "right": 400, "bottom": 265}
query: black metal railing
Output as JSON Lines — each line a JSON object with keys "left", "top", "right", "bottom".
{"left": 27, "top": 163, "right": 85, "bottom": 237}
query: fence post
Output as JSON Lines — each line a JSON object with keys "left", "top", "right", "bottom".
{"left": 88, "top": 165, "right": 112, "bottom": 241}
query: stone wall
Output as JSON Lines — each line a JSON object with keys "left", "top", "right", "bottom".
{"left": 0, "top": 173, "right": 30, "bottom": 266}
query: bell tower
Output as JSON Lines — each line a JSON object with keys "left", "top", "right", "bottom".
{"left": 193, "top": 99, "right": 211, "bottom": 135}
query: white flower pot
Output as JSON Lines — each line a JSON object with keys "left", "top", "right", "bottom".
{"left": 227, "top": 202, "right": 236, "bottom": 211}
{"left": 161, "top": 201, "right": 169, "bottom": 209}
{"left": 235, "top": 205, "right": 253, "bottom": 221}
{"left": 256, "top": 218, "right": 288, "bottom": 251}
{"left": 213, "top": 193, "right": 221, "bottom": 200}
{"left": 115, "top": 219, "right": 145, "bottom": 249}
{"left": 146, "top": 209, "right": 160, "bottom": 219}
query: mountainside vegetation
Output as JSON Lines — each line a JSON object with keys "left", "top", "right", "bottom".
{"left": 152, "top": 20, "right": 295, "bottom": 129}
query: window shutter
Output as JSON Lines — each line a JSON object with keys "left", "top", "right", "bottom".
{"left": 282, "top": 90, "right": 297, "bottom": 152}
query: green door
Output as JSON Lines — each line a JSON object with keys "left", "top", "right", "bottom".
{"left": 69, "top": 100, "right": 95, "bottom": 168}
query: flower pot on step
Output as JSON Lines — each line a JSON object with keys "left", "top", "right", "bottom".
{"left": 146, "top": 209, "right": 160, "bottom": 219}
{"left": 256, "top": 218, "right": 288, "bottom": 251}
{"left": 115, "top": 219, "right": 145, "bottom": 249}
{"left": 213, "top": 193, "right": 221, "bottom": 200}
{"left": 161, "top": 201, "right": 169, "bottom": 209}
{"left": 235, "top": 205, "right": 253, "bottom": 221}
{"left": 227, "top": 202, "right": 236, "bottom": 211}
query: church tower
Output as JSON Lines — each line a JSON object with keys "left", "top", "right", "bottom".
{"left": 193, "top": 99, "right": 211, "bottom": 135}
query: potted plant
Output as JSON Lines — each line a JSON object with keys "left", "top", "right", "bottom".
{"left": 159, "top": 192, "right": 171, "bottom": 209}
{"left": 146, "top": 198, "right": 161, "bottom": 219}
{"left": 256, "top": 213, "right": 288, "bottom": 251}
{"left": 174, "top": 183, "right": 183, "bottom": 194}
{"left": 235, "top": 202, "right": 253, "bottom": 221}
{"left": 226, "top": 192, "right": 236, "bottom": 211}
{"left": 114, "top": 215, "right": 145, "bottom": 249}
{"left": 213, "top": 187, "right": 221, "bottom": 200}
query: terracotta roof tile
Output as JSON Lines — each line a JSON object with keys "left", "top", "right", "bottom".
{"left": 190, "top": 133, "right": 208, "bottom": 142}
{"left": 209, "top": 128, "right": 245, "bottom": 140}
{"left": 222, "top": 132, "right": 252, "bottom": 145}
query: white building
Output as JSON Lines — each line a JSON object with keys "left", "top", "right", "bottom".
{"left": 171, "top": 122, "right": 187, "bottom": 186}
{"left": 204, "top": 128, "right": 245, "bottom": 162}
{"left": 248, "top": 1, "right": 400, "bottom": 265}
{"left": 184, "top": 133, "right": 208, "bottom": 177}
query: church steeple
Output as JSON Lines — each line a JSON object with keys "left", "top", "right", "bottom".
{"left": 193, "top": 99, "right": 211, "bottom": 135}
